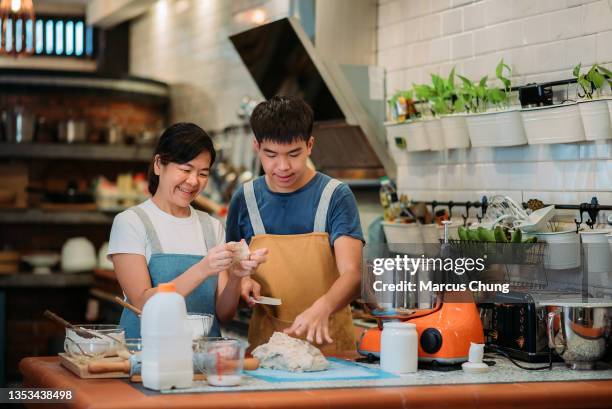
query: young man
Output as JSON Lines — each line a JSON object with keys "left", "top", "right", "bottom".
{"left": 225, "top": 95, "right": 364, "bottom": 353}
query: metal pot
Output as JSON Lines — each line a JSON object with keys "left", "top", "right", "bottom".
{"left": 546, "top": 302, "right": 612, "bottom": 369}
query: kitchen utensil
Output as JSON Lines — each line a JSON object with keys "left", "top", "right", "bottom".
{"left": 199, "top": 338, "right": 246, "bottom": 386}
{"left": 187, "top": 313, "right": 214, "bottom": 340}
{"left": 65, "top": 337, "right": 111, "bottom": 363}
{"left": 59, "top": 353, "right": 129, "bottom": 379}
{"left": 113, "top": 296, "right": 142, "bottom": 317}
{"left": 22, "top": 253, "right": 60, "bottom": 274}
{"left": 249, "top": 296, "right": 282, "bottom": 306}
{"left": 514, "top": 206, "right": 556, "bottom": 232}
{"left": 43, "top": 310, "right": 103, "bottom": 340}
{"left": 89, "top": 347, "right": 258, "bottom": 376}
{"left": 117, "top": 338, "right": 142, "bottom": 360}
{"left": 65, "top": 325, "right": 126, "bottom": 357}
{"left": 61, "top": 237, "right": 97, "bottom": 273}
{"left": 358, "top": 300, "right": 484, "bottom": 364}
{"left": 543, "top": 300, "right": 612, "bottom": 370}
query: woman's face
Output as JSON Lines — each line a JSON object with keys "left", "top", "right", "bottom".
{"left": 154, "top": 150, "right": 211, "bottom": 209}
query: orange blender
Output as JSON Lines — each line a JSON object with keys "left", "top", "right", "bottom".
{"left": 358, "top": 293, "right": 484, "bottom": 364}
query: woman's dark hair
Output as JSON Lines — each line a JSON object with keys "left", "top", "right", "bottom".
{"left": 147, "top": 122, "right": 216, "bottom": 195}
{"left": 250, "top": 95, "right": 314, "bottom": 144}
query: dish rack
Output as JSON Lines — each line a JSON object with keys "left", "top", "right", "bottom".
{"left": 441, "top": 240, "right": 549, "bottom": 290}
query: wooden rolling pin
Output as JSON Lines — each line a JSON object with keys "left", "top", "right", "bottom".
{"left": 88, "top": 357, "right": 259, "bottom": 375}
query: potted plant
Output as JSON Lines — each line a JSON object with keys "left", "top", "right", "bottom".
{"left": 574, "top": 63, "right": 612, "bottom": 140}
{"left": 434, "top": 68, "right": 471, "bottom": 149}
{"left": 413, "top": 82, "right": 445, "bottom": 151}
{"left": 385, "top": 90, "right": 430, "bottom": 155}
{"left": 462, "top": 59, "right": 527, "bottom": 147}
{"left": 521, "top": 67, "right": 586, "bottom": 144}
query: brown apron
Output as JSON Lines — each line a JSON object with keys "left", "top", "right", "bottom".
{"left": 243, "top": 178, "right": 356, "bottom": 355}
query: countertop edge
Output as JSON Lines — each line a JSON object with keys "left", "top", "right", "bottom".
{"left": 19, "top": 357, "right": 612, "bottom": 409}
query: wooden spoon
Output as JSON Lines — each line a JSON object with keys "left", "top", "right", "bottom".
{"left": 43, "top": 310, "right": 103, "bottom": 339}
{"left": 113, "top": 296, "right": 142, "bottom": 316}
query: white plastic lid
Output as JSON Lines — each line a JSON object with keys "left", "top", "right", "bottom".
{"left": 383, "top": 321, "right": 416, "bottom": 329}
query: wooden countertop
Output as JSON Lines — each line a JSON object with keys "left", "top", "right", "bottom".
{"left": 19, "top": 357, "right": 612, "bottom": 409}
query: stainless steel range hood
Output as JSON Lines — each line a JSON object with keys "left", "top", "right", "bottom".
{"left": 229, "top": 17, "right": 395, "bottom": 180}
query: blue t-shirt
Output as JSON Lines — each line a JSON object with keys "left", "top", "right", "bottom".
{"left": 225, "top": 172, "right": 364, "bottom": 246}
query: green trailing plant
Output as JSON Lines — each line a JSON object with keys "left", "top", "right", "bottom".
{"left": 455, "top": 59, "right": 512, "bottom": 112}
{"left": 457, "top": 75, "right": 489, "bottom": 113}
{"left": 490, "top": 58, "right": 511, "bottom": 109}
{"left": 414, "top": 67, "right": 466, "bottom": 117}
{"left": 573, "top": 63, "right": 611, "bottom": 99}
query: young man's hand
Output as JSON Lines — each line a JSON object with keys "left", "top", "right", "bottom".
{"left": 240, "top": 276, "right": 262, "bottom": 306}
{"left": 229, "top": 248, "right": 268, "bottom": 278}
{"left": 284, "top": 296, "right": 334, "bottom": 345}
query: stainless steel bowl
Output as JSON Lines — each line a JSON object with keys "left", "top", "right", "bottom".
{"left": 546, "top": 303, "right": 611, "bottom": 370}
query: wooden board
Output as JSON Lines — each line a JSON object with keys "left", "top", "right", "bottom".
{"left": 59, "top": 353, "right": 129, "bottom": 379}
{"left": 59, "top": 353, "right": 207, "bottom": 383}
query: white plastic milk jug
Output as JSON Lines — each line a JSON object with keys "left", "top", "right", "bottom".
{"left": 141, "top": 282, "right": 193, "bottom": 390}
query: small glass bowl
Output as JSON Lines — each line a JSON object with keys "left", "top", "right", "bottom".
{"left": 117, "top": 338, "right": 142, "bottom": 359}
{"left": 64, "top": 324, "right": 125, "bottom": 357}
{"left": 65, "top": 337, "right": 111, "bottom": 364}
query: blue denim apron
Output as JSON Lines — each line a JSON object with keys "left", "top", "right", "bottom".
{"left": 119, "top": 206, "right": 221, "bottom": 339}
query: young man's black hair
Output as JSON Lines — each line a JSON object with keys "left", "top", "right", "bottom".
{"left": 249, "top": 95, "right": 314, "bottom": 144}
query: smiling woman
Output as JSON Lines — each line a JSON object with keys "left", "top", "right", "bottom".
{"left": 107, "top": 122, "right": 268, "bottom": 339}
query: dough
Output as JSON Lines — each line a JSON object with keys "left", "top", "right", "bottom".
{"left": 252, "top": 332, "right": 329, "bottom": 372}
{"left": 227, "top": 240, "right": 250, "bottom": 267}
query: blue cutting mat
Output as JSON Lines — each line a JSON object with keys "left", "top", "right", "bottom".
{"left": 245, "top": 358, "right": 398, "bottom": 383}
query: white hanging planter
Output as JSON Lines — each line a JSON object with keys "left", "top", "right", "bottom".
{"left": 423, "top": 118, "right": 445, "bottom": 151}
{"left": 404, "top": 120, "right": 430, "bottom": 152}
{"left": 465, "top": 109, "right": 527, "bottom": 147}
{"left": 385, "top": 122, "right": 409, "bottom": 165}
{"left": 440, "top": 114, "right": 470, "bottom": 149}
{"left": 385, "top": 119, "right": 431, "bottom": 153}
{"left": 607, "top": 97, "right": 612, "bottom": 128}
{"left": 578, "top": 99, "right": 611, "bottom": 141}
{"left": 521, "top": 103, "right": 586, "bottom": 145}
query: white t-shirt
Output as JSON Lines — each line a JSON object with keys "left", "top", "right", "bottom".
{"left": 108, "top": 199, "right": 225, "bottom": 262}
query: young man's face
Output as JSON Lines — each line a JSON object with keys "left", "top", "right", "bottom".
{"left": 254, "top": 137, "right": 314, "bottom": 193}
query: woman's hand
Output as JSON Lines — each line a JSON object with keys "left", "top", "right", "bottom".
{"left": 199, "top": 243, "right": 233, "bottom": 277}
{"left": 229, "top": 248, "right": 268, "bottom": 278}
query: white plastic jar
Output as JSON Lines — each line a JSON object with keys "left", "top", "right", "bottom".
{"left": 380, "top": 321, "right": 418, "bottom": 374}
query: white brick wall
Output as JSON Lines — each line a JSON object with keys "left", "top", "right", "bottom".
{"left": 378, "top": 0, "right": 612, "bottom": 214}
{"left": 129, "top": 0, "right": 291, "bottom": 131}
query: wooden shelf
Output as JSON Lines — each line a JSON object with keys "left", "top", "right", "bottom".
{"left": 0, "top": 143, "right": 153, "bottom": 162}
{"left": 0, "top": 208, "right": 114, "bottom": 224}
{"left": 0, "top": 272, "right": 93, "bottom": 288}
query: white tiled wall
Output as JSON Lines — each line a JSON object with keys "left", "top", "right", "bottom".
{"left": 378, "top": 0, "right": 612, "bottom": 214}
{"left": 129, "top": 0, "right": 291, "bottom": 131}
